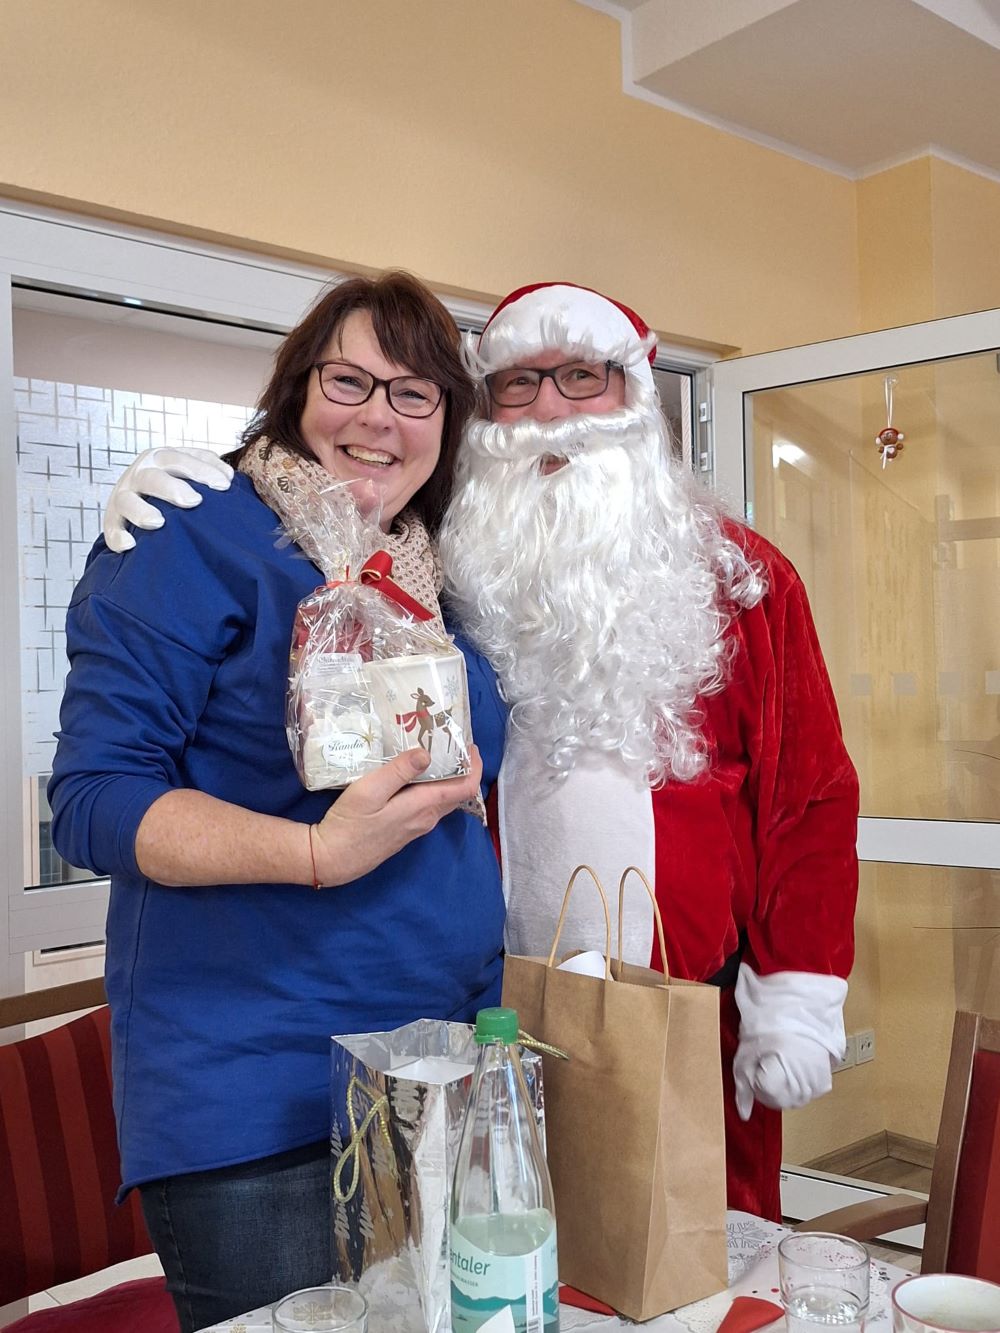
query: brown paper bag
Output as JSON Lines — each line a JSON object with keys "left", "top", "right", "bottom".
{"left": 501, "top": 864, "right": 728, "bottom": 1321}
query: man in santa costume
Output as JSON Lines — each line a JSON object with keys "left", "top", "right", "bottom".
{"left": 99, "top": 281, "right": 858, "bottom": 1220}
{"left": 438, "top": 282, "right": 859, "bottom": 1221}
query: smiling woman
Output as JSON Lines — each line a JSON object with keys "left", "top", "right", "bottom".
{"left": 238, "top": 272, "right": 476, "bottom": 535}
{"left": 47, "top": 271, "right": 505, "bottom": 1333}
{"left": 298, "top": 311, "right": 445, "bottom": 530}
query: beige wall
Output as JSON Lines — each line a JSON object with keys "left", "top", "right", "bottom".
{"left": 0, "top": 0, "right": 862, "bottom": 355}
{"left": 857, "top": 158, "right": 936, "bottom": 332}
{"left": 930, "top": 157, "right": 1000, "bottom": 321}
{"left": 858, "top": 156, "right": 1000, "bottom": 331}
{"left": 4, "top": 3, "right": 1000, "bottom": 355}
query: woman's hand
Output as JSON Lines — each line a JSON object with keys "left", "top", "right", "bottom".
{"left": 311, "top": 746, "right": 485, "bottom": 886}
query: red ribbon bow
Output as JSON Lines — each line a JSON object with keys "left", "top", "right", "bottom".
{"left": 352, "top": 550, "right": 434, "bottom": 622}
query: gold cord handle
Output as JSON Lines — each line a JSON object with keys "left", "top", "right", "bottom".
{"left": 331, "top": 1075, "right": 395, "bottom": 1204}
{"left": 517, "top": 1028, "right": 570, "bottom": 1060}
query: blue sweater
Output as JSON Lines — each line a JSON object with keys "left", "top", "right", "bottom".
{"left": 49, "top": 474, "right": 506, "bottom": 1193}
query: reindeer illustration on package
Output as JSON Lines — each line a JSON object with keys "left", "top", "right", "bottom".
{"left": 274, "top": 476, "right": 475, "bottom": 791}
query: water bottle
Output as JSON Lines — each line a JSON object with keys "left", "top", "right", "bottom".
{"left": 450, "top": 1007, "right": 559, "bottom": 1333}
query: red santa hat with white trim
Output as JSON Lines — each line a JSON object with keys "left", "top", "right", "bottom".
{"left": 477, "top": 281, "right": 657, "bottom": 396}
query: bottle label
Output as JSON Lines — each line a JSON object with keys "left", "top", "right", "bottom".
{"left": 450, "top": 1215, "right": 558, "bottom": 1333}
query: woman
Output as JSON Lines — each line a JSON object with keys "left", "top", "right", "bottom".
{"left": 48, "top": 273, "right": 507, "bottom": 1332}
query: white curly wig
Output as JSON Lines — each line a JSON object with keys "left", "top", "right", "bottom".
{"left": 438, "top": 283, "right": 765, "bottom": 786}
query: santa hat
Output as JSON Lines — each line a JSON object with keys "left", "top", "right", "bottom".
{"left": 477, "top": 282, "right": 657, "bottom": 395}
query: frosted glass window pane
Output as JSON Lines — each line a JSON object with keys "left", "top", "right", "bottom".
{"left": 14, "top": 293, "right": 281, "bottom": 888}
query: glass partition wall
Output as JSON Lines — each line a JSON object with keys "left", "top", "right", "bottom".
{"left": 751, "top": 351, "right": 1000, "bottom": 826}
{"left": 713, "top": 318, "right": 1000, "bottom": 1234}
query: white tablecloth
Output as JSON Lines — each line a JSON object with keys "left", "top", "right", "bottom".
{"left": 197, "top": 1210, "right": 909, "bottom": 1331}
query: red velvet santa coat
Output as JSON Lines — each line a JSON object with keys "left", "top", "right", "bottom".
{"left": 497, "top": 523, "right": 859, "bottom": 1221}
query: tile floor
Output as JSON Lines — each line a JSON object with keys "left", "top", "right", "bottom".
{"left": 847, "top": 1157, "right": 933, "bottom": 1194}
{"left": 866, "top": 1240, "right": 922, "bottom": 1273}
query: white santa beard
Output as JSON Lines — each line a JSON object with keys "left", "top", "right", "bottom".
{"left": 440, "top": 403, "right": 763, "bottom": 785}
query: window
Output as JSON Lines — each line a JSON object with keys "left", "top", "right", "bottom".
{"left": 14, "top": 288, "right": 283, "bottom": 891}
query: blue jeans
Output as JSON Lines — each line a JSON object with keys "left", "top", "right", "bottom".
{"left": 139, "top": 1140, "right": 332, "bottom": 1333}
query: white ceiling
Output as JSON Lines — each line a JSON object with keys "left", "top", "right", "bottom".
{"left": 578, "top": 0, "right": 1000, "bottom": 179}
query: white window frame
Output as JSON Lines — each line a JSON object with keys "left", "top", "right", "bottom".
{"left": 710, "top": 305, "right": 1000, "bottom": 876}
{"left": 710, "top": 305, "right": 1000, "bottom": 1227}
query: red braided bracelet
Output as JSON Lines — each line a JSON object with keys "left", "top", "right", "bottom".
{"left": 307, "top": 824, "right": 322, "bottom": 891}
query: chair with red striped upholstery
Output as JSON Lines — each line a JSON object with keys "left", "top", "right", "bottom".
{"left": 796, "top": 1009, "right": 1000, "bottom": 1280}
{"left": 0, "top": 978, "right": 177, "bottom": 1331}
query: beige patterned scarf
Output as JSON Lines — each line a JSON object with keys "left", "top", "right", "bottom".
{"left": 239, "top": 438, "right": 447, "bottom": 636}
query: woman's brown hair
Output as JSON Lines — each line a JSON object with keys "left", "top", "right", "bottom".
{"left": 237, "top": 271, "right": 476, "bottom": 534}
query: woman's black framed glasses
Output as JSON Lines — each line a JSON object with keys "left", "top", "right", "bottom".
{"left": 486, "top": 359, "right": 622, "bottom": 408}
{"left": 313, "top": 361, "right": 444, "bottom": 418}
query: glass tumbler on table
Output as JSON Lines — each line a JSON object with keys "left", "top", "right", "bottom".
{"left": 271, "top": 1284, "right": 368, "bottom": 1333}
{"left": 778, "top": 1233, "right": 870, "bottom": 1331}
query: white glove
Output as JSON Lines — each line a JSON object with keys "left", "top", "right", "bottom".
{"left": 102, "top": 447, "right": 234, "bottom": 553}
{"left": 733, "top": 964, "right": 848, "bottom": 1121}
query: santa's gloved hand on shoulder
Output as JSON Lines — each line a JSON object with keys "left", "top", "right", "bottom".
{"left": 733, "top": 964, "right": 848, "bottom": 1120}
{"left": 102, "top": 446, "right": 233, "bottom": 552}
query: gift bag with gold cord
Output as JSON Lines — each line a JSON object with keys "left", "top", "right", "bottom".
{"left": 501, "top": 865, "right": 728, "bottom": 1320}
{"left": 330, "top": 1018, "right": 545, "bottom": 1333}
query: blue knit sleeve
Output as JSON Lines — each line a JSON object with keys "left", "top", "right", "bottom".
{"left": 50, "top": 597, "right": 224, "bottom": 876}
{"left": 48, "top": 490, "right": 252, "bottom": 878}
{"left": 448, "top": 625, "right": 508, "bottom": 788}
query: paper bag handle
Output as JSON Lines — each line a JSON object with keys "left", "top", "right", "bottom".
{"left": 617, "top": 866, "right": 671, "bottom": 981}
{"left": 546, "top": 864, "right": 612, "bottom": 980}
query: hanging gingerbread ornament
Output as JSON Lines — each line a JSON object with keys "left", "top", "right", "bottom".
{"left": 876, "top": 375, "right": 905, "bottom": 468}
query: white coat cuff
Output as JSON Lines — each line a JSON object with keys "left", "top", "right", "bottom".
{"left": 735, "top": 963, "right": 848, "bottom": 1060}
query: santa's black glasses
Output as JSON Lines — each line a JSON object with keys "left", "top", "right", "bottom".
{"left": 313, "top": 361, "right": 444, "bottom": 418}
{"left": 486, "top": 359, "right": 622, "bottom": 408}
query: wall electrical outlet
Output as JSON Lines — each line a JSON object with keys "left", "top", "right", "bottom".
{"left": 833, "top": 1033, "right": 857, "bottom": 1073}
{"left": 856, "top": 1029, "right": 876, "bottom": 1063}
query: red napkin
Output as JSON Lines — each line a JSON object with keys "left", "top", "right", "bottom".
{"left": 558, "top": 1287, "right": 783, "bottom": 1327}
{"left": 716, "top": 1294, "right": 784, "bottom": 1332}
{"left": 558, "top": 1284, "right": 617, "bottom": 1315}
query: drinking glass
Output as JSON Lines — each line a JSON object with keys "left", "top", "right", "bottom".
{"left": 271, "top": 1284, "right": 368, "bottom": 1333}
{"left": 778, "top": 1232, "right": 870, "bottom": 1331}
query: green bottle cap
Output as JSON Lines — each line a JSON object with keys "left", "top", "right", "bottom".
{"left": 474, "top": 1007, "right": 519, "bottom": 1044}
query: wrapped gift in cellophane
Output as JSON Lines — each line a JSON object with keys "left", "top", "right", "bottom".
{"left": 330, "top": 1019, "right": 545, "bottom": 1333}
{"left": 274, "top": 474, "right": 474, "bottom": 790}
